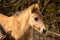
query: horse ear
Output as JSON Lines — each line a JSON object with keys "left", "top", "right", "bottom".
{"left": 30, "top": 4, "right": 41, "bottom": 14}
{"left": 29, "top": 4, "right": 40, "bottom": 12}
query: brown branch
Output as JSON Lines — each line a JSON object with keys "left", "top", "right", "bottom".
{"left": 48, "top": 31, "right": 60, "bottom": 37}
{"left": 0, "top": 31, "right": 6, "bottom": 40}
{"left": 36, "top": 29, "right": 60, "bottom": 37}
{"left": 41, "top": 0, "right": 50, "bottom": 13}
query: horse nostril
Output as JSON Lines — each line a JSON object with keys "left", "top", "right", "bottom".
{"left": 43, "top": 29, "right": 46, "bottom": 33}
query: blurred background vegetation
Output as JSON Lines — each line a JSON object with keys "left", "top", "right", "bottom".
{"left": 0, "top": 0, "right": 60, "bottom": 40}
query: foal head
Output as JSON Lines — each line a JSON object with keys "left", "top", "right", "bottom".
{"left": 29, "top": 4, "right": 46, "bottom": 34}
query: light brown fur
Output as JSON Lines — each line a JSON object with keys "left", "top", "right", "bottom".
{"left": 0, "top": 4, "right": 46, "bottom": 40}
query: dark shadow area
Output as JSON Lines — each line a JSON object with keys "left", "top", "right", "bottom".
{"left": 0, "top": 25, "right": 15, "bottom": 40}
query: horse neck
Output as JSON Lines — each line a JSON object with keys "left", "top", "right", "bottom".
{"left": 15, "top": 10, "right": 31, "bottom": 38}
{"left": 16, "top": 8, "right": 31, "bottom": 24}
{"left": 0, "top": 14, "right": 9, "bottom": 25}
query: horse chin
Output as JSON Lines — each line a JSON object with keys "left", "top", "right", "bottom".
{"left": 39, "top": 30, "right": 43, "bottom": 34}
{"left": 34, "top": 26, "right": 46, "bottom": 34}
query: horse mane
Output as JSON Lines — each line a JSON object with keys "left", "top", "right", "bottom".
{"left": 13, "top": 3, "right": 40, "bottom": 16}
{"left": 13, "top": 8, "right": 28, "bottom": 16}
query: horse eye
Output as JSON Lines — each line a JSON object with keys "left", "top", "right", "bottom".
{"left": 34, "top": 17, "right": 38, "bottom": 21}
